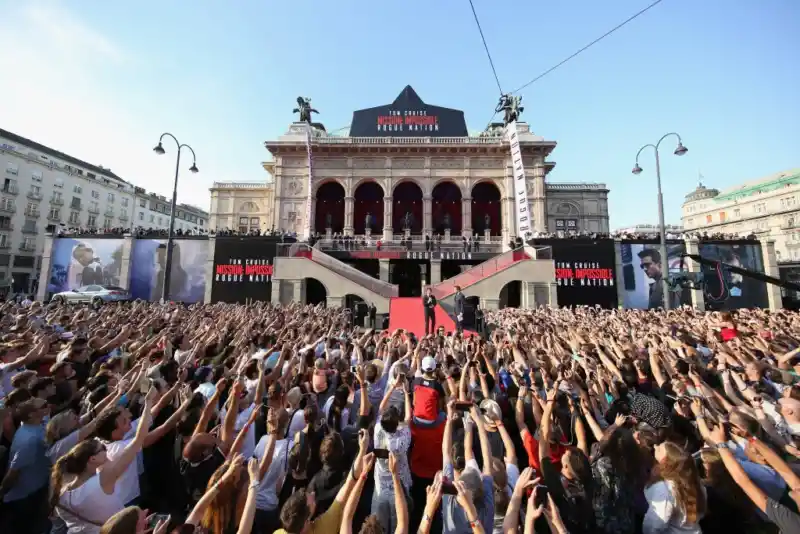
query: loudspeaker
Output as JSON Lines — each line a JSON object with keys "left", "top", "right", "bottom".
{"left": 623, "top": 264, "right": 636, "bottom": 291}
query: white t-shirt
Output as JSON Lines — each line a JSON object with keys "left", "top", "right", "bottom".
{"left": 220, "top": 403, "right": 257, "bottom": 459}
{"left": 102, "top": 417, "right": 149, "bottom": 505}
{"left": 104, "top": 436, "right": 139, "bottom": 505}
{"left": 57, "top": 474, "right": 125, "bottom": 534}
{"left": 253, "top": 437, "right": 290, "bottom": 511}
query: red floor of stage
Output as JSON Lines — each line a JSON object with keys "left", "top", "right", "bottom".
{"left": 388, "top": 297, "right": 460, "bottom": 337}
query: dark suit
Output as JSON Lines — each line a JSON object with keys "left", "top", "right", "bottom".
{"left": 423, "top": 294, "right": 437, "bottom": 335}
{"left": 453, "top": 292, "right": 465, "bottom": 334}
{"left": 368, "top": 304, "right": 377, "bottom": 329}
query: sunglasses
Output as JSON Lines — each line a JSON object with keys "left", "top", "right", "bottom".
{"left": 640, "top": 262, "right": 653, "bottom": 270}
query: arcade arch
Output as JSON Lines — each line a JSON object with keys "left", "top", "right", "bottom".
{"left": 314, "top": 182, "right": 345, "bottom": 233}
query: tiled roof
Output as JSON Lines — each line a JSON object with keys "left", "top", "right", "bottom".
{"left": 712, "top": 169, "right": 800, "bottom": 202}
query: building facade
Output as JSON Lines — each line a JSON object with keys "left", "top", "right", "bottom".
{"left": 209, "top": 178, "right": 275, "bottom": 233}
{"left": 210, "top": 87, "right": 609, "bottom": 240}
{"left": 0, "top": 128, "right": 208, "bottom": 293}
{"left": 681, "top": 168, "right": 800, "bottom": 261}
{"left": 614, "top": 223, "right": 684, "bottom": 236}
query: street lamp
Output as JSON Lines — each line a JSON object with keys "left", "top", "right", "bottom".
{"left": 152, "top": 133, "right": 198, "bottom": 303}
{"left": 632, "top": 132, "right": 688, "bottom": 310}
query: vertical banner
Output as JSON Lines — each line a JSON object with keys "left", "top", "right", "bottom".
{"left": 699, "top": 242, "right": 768, "bottom": 310}
{"left": 129, "top": 239, "right": 207, "bottom": 303}
{"left": 46, "top": 238, "right": 125, "bottom": 297}
{"left": 506, "top": 121, "right": 531, "bottom": 238}
{"left": 303, "top": 125, "right": 314, "bottom": 239}
{"left": 618, "top": 241, "right": 691, "bottom": 310}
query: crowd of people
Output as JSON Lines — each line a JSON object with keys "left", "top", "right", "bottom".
{"left": 527, "top": 230, "right": 758, "bottom": 241}
{"left": 1, "top": 300, "right": 800, "bottom": 533}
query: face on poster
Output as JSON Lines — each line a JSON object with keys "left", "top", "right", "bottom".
{"left": 129, "top": 239, "right": 207, "bottom": 303}
{"left": 618, "top": 242, "right": 691, "bottom": 310}
{"left": 47, "top": 238, "right": 125, "bottom": 295}
{"left": 699, "top": 243, "right": 767, "bottom": 310}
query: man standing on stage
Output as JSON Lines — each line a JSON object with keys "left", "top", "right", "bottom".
{"left": 423, "top": 287, "right": 437, "bottom": 335}
{"left": 368, "top": 302, "right": 377, "bottom": 329}
{"left": 453, "top": 285, "right": 465, "bottom": 334}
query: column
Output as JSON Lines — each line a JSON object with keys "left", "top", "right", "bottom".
{"left": 613, "top": 239, "right": 626, "bottom": 309}
{"left": 462, "top": 197, "right": 472, "bottom": 237}
{"left": 36, "top": 234, "right": 55, "bottom": 302}
{"left": 383, "top": 196, "right": 393, "bottom": 241}
{"left": 305, "top": 196, "right": 315, "bottom": 239}
{"left": 502, "top": 196, "right": 514, "bottom": 248}
{"left": 203, "top": 236, "right": 216, "bottom": 303}
{"left": 423, "top": 195, "right": 433, "bottom": 235}
{"left": 531, "top": 162, "right": 547, "bottom": 232}
{"left": 344, "top": 196, "right": 354, "bottom": 236}
{"left": 271, "top": 279, "right": 281, "bottom": 304}
{"left": 762, "top": 240, "right": 783, "bottom": 311}
{"left": 326, "top": 295, "right": 344, "bottom": 308}
{"left": 118, "top": 235, "right": 134, "bottom": 292}
{"left": 685, "top": 239, "right": 705, "bottom": 310}
{"left": 379, "top": 259, "right": 390, "bottom": 282}
{"left": 293, "top": 279, "right": 305, "bottom": 304}
{"left": 430, "top": 260, "right": 442, "bottom": 284}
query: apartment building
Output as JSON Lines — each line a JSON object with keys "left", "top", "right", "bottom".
{"left": 681, "top": 168, "right": 800, "bottom": 261}
{"left": 0, "top": 128, "right": 209, "bottom": 293}
{"left": 133, "top": 187, "right": 208, "bottom": 235}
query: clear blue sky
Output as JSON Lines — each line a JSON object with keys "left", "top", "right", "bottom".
{"left": 1, "top": 0, "right": 797, "bottom": 229}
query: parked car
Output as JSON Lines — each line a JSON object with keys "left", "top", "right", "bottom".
{"left": 50, "top": 285, "right": 131, "bottom": 305}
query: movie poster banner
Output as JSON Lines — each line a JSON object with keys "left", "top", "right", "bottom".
{"left": 699, "top": 242, "right": 768, "bottom": 310}
{"left": 507, "top": 121, "right": 531, "bottom": 238}
{"left": 618, "top": 242, "right": 691, "bottom": 310}
{"left": 210, "top": 237, "right": 279, "bottom": 303}
{"left": 129, "top": 239, "right": 207, "bottom": 303}
{"left": 47, "top": 238, "right": 125, "bottom": 296}
{"left": 531, "top": 239, "right": 618, "bottom": 308}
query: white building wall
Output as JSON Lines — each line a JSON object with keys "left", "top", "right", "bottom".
{"left": 0, "top": 131, "right": 209, "bottom": 292}
{"left": 681, "top": 169, "right": 800, "bottom": 262}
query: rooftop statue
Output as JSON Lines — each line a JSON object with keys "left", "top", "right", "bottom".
{"left": 496, "top": 94, "right": 524, "bottom": 126}
{"left": 293, "top": 97, "right": 319, "bottom": 124}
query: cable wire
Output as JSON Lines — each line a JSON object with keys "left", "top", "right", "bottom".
{"left": 511, "top": 0, "right": 666, "bottom": 94}
{"left": 468, "top": 0, "right": 504, "bottom": 95}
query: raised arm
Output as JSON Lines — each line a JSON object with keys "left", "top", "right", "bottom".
{"left": 99, "top": 389, "right": 154, "bottom": 492}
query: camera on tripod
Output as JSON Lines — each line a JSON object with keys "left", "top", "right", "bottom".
{"left": 667, "top": 271, "right": 704, "bottom": 291}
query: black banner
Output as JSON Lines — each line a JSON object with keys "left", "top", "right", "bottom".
{"left": 349, "top": 86, "right": 468, "bottom": 137}
{"left": 324, "top": 249, "right": 493, "bottom": 261}
{"left": 530, "top": 239, "right": 618, "bottom": 308}
{"left": 210, "top": 237, "right": 283, "bottom": 303}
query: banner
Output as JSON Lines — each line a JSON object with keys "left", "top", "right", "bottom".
{"left": 506, "top": 121, "right": 531, "bottom": 238}
{"left": 210, "top": 237, "right": 281, "bottom": 303}
{"left": 46, "top": 238, "right": 125, "bottom": 296}
{"left": 699, "top": 242, "right": 768, "bottom": 310}
{"left": 349, "top": 85, "right": 468, "bottom": 137}
{"left": 618, "top": 242, "right": 691, "bottom": 310}
{"left": 303, "top": 125, "right": 313, "bottom": 239}
{"left": 129, "top": 239, "right": 207, "bottom": 303}
{"left": 530, "top": 239, "right": 618, "bottom": 308}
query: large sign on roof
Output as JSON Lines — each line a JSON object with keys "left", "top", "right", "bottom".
{"left": 349, "top": 86, "right": 468, "bottom": 137}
